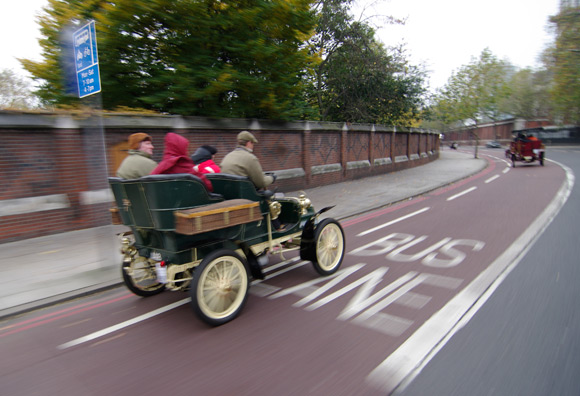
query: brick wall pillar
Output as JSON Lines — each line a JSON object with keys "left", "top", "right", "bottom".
{"left": 369, "top": 125, "right": 376, "bottom": 168}
{"left": 341, "top": 123, "right": 348, "bottom": 177}
{"left": 303, "top": 124, "right": 312, "bottom": 187}
{"left": 390, "top": 129, "right": 395, "bottom": 160}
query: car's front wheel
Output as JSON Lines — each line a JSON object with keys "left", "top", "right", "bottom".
{"left": 310, "top": 219, "right": 345, "bottom": 276}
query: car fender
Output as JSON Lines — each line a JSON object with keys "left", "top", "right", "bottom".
{"left": 300, "top": 206, "right": 335, "bottom": 261}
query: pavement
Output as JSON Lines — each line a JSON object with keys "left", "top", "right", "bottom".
{"left": 0, "top": 149, "right": 487, "bottom": 319}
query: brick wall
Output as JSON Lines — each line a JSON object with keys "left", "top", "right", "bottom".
{"left": 444, "top": 118, "right": 552, "bottom": 143}
{"left": 0, "top": 112, "right": 440, "bottom": 243}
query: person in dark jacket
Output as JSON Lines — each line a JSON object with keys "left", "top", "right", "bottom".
{"left": 191, "top": 145, "right": 221, "bottom": 174}
{"left": 150, "top": 133, "right": 213, "bottom": 192}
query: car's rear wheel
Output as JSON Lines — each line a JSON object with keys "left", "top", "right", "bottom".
{"left": 122, "top": 258, "right": 165, "bottom": 297}
{"left": 191, "top": 249, "right": 249, "bottom": 326}
{"left": 310, "top": 219, "right": 345, "bottom": 276}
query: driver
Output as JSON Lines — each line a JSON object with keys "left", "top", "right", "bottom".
{"left": 220, "top": 131, "right": 276, "bottom": 189}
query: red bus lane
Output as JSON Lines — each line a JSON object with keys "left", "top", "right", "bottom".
{"left": 0, "top": 155, "right": 570, "bottom": 395}
{"left": 251, "top": 154, "right": 569, "bottom": 393}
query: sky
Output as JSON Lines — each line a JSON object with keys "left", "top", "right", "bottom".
{"left": 0, "top": 0, "right": 561, "bottom": 92}
{"left": 357, "top": 0, "right": 561, "bottom": 90}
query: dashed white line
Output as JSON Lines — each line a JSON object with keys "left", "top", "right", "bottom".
{"left": 446, "top": 186, "right": 477, "bottom": 201}
{"left": 503, "top": 167, "right": 510, "bottom": 174}
{"left": 485, "top": 175, "right": 500, "bottom": 184}
{"left": 357, "top": 207, "right": 430, "bottom": 237}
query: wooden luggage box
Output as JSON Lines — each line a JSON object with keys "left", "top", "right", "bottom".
{"left": 175, "top": 199, "right": 262, "bottom": 235}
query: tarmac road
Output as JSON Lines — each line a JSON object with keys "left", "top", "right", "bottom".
{"left": 398, "top": 147, "right": 580, "bottom": 396}
{"left": 1, "top": 147, "right": 574, "bottom": 395}
{"left": 0, "top": 149, "right": 485, "bottom": 318}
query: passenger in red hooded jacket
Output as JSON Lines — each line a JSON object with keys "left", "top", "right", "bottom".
{"left": 150, "top": 133, "right": 213, "bottom": 192}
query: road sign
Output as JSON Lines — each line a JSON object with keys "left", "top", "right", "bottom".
{"left": 73, "top": 21, "right": 101, "bottom": 98}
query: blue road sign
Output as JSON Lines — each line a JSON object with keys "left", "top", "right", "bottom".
{"left": 73, "top": 21, "right": 101, "bottom": 98}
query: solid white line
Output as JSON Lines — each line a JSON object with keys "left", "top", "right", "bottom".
{"left": 366, "top": 159, "right": 574, "bottom": 395}
{"left": 357, "top": 207, "right": 430, "bottom": 237}
{"left": 57, "top": 298, "right": 191, "bottom": 350}
{"left": 446, "top": 186, "right": 477, "bottom": 201}
{"left": 485, "top": 175, "right": 500, "bottom": 184}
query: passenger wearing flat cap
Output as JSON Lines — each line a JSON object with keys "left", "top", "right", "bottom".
{"left": 220, "top": 131, "right": 276, "bottom": 190}
{"left": 116, "top": 132, "right": 157, "bottom": 179}
{"left": 191, "top": 145, "right": 221, "bottom": 174}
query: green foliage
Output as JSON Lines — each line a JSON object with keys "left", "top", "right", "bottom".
{"left": 431, "top": 48, "right": 513, "bottom": 157}
{"left": 549, "top": 8, "right": 580, "bottom": 124}
{"left": 432, "top": 48, "right": 512, "bottom": 127}
{"left": 22, "top": 0, "right": 427, "bottom": 124}
{"left": 307, "top": 0, "right": 426, "bottom": 125}
{"left": 22, "top": 0, "right": 318, "bottom": 120}
{"left": 20, "top": 0, "right": 109, "bottom": 106}
{"left": 502, "top": 67, "right": 552, "bottom": 120}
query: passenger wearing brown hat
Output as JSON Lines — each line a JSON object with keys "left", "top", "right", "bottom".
{"left": 220, "top": 131, "right": 275, "bottom": 189}
{"left": 116, "top": 133, "right": 157, "bottom": 179}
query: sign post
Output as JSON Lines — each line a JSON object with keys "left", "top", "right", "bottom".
{"left": 73, "top": 21, "right": 101, "bottom": 98}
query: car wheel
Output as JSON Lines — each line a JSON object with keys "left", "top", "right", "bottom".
{"left": 191, "top": 249, "right": 249, "bottom": 326}
{"left": 310, "top": 219, "right": 345, "bottom": 276}
{"left": 122, "top": 258, "right": 165, "bottom": 297}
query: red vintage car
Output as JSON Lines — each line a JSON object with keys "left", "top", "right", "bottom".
{"left": 505, "top": 135, "right": 545, "bottom": 167}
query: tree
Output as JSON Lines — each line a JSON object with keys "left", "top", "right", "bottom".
{"left": 432, "top": 49, "right": 511, "bottom": 157}
{"left": 306, "top": 0, "right": 427, "bottom": 124}
{"left": 0, "top": 69, "right": 39, "bottom": 110}
{"left": 549, "top": 7, "right": 580, "bottom": 124}
{"left": 21, "top": 0, "right": 318, "bottom": 120}
{"left": 501, "top": 67, "right": 552, "bottom": 120}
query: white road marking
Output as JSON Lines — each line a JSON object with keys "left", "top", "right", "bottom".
{"left": 485, "top": 175, "right": 500, "bottom": 183}
{"left": 366, "top": 160, "right": 574, "bottom": 395}
{"left": 357, "top": 207, "right": 430, "bottom": 237}
{"left": 262, "top": 256, "right": 302, "bottom": 274}
{"left": 57, "top": 298, "right": 191, "bottom": 350}
{"left": 446, "top": 186, "right": 477, "bottom": 201}
{"left": 263, "top": 260, "right": 309, "bottom": 280}
{"left": 503, "top": 167, "right": 510, "bottom": 174}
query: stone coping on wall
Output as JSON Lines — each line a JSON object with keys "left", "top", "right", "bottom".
{"left": 1, "top": 151, "right": 438, "bottom": 217}
{"left": 0, "top": 149, "right": 439, "bottom": 217}
{"left": 274, "top": 168, "right": 306, "bottom": 180}
{"left": 346, "top": 160, "right": 371, "bottom": 170}
{"left": 374, "top": 157, "right": 393, "bottom": 166}
{"left": 0, "top": 112, "right": 439, "bottom": 136}
{"left": 311, "top": 163, "right": 342, "bottom": 175}
{"left": 79, "top": 189, "right": 115, "bottom": 205}
{"left": 0, "top": 194, "right": 71, "bottom": 216}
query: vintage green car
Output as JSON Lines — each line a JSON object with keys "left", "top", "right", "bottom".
{"left": 109, "top": 173, "right": 345, "bottom": 326}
